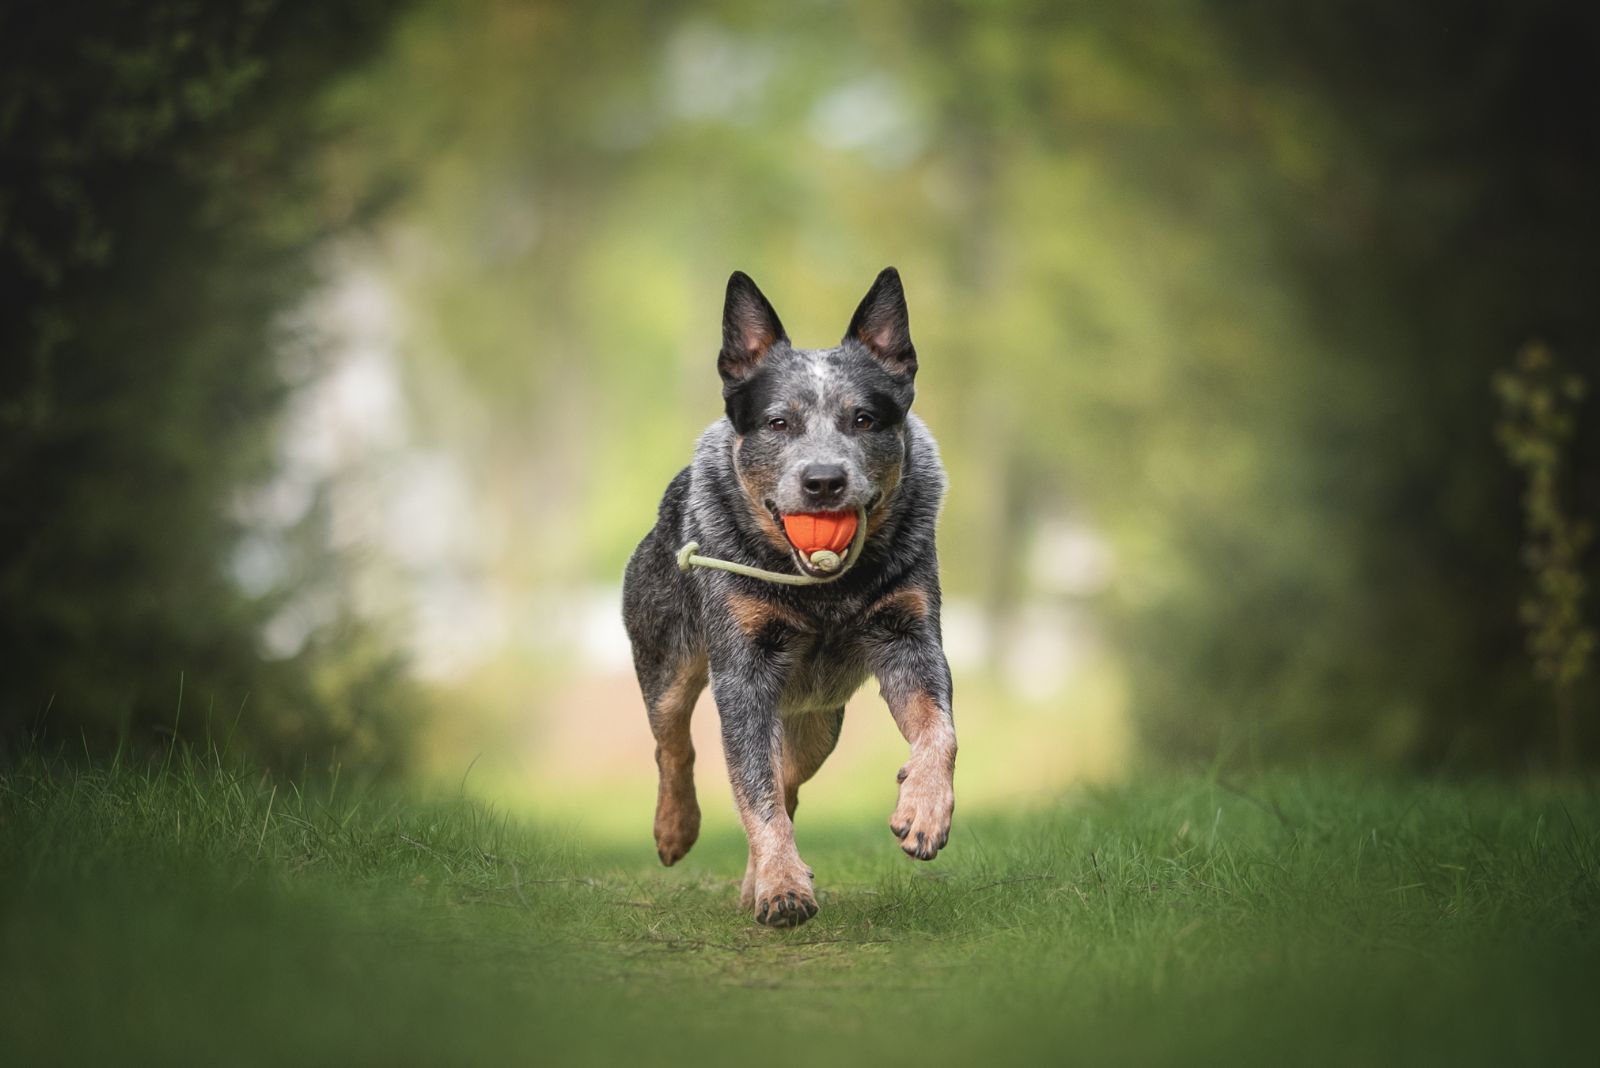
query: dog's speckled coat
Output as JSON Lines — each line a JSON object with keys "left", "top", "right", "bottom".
{"left": 622, "top": 268, "right": 956, "bottom": 928}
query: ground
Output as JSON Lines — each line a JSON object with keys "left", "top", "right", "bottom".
{"left": 2, "top": 754, "right": 1597, "bottom": 1065}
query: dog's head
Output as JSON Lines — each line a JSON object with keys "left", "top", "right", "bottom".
{"left": 718, "top": 267, "right": 918, "bottom": 577}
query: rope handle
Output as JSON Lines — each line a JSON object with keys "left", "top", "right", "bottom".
{"left": 677, "top": 503, "right": 868, "bottom": 587}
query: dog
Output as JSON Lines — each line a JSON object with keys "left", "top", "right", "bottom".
{"left": 621, "top": 267, "right": 956, "bottom": 928}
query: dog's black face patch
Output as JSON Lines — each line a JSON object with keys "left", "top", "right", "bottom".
{"left": 718, "top": 269, "right": 918, "bottom": 577}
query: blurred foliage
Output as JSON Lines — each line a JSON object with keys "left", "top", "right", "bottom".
{"left": 3, "top": 0, "right": 1598, "bottom": 774}
{"left": 1495, "top": 342, "right": 1594, "bottom": 767}
{"left": 0, "top": 1, "right": 419, "bottom": 770}
{"left": 326, "top": 0, "right": 1598, "bottom": 768}
{"left": 1179, "top": 0, "right": 1600, "bottom": 769}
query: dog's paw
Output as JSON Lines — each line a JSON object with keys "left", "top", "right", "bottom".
{"left": 653, "top": 791, "right": 700, "bottom": 866}
{"left": 754, "top": 885, "right": 818, "bottom": 928}
{"left": 750, "top": 861, "right": 818, "bottom": 928}
{"left": 890, "top": 763, "right": 954, "bottom": 861}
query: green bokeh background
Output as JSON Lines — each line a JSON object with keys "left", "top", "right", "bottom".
{"left": 4, "top": 0, "right": 1597, "bottom": 807}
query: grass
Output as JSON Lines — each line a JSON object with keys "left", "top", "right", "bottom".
{"left": 3, "top": 749, "right": 1598, "bottom": 1065}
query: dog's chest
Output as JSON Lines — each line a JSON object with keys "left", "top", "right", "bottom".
{"left": 777, "top": 630, "right": 871, "bottom": 716}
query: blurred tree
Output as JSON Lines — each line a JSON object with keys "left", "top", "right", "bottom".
{"left": 0, "top": 0, "right": 418, "bottom": 770}
{"left": 1495, "top": 342, "right": 1593, "bottom": 769}
{"left": 7, "top": 0, "right": 1596, "bottom": 775}
{"left": 336, "top": 0, "right": 1599, "bottom": 770}
{"left": 1173, "top": 0, "right": 1600, "bottom": 767}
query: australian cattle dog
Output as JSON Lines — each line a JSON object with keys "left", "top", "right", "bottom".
{"left": 622, "top": 268, "right": 956, "bottom": 927}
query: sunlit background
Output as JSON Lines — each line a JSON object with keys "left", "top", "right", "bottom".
{"left": 5, "top": 0, "right": 1597, "bottom": 833}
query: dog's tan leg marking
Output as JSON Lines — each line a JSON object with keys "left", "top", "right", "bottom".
{"left": 650, "top": 652, "right": 707, "bottom": 866}
{"left": 725, "top": 593, "right": 807, "bottom": 640}
{"left": 780, "top": 709, "right": 843, "bottom": 819}
{"left": 735, "top": 801, "right": 817, "bottom": 927}
{"left": 869, "top": 585, "right": 930, "bottom": 622}
{"left": 886, "top": 690, "right": 956, "bottom": 861}
{"left": 731, "top": 730, "right": 817, "bottom": 927}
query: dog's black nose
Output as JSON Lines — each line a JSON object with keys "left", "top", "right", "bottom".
{"left": 801, "top": 464, "right": 848, "bottom": 505}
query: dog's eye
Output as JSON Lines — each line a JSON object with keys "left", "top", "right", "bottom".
{"left": 768, "top": 417, "right": 789, "bottom": 432}
{"left": 853, "top": 412, "right": 876, "bottom": 431}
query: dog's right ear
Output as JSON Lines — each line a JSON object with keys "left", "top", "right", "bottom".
{"left": 718, "top": 271, "right": 787, "bottom": 384}
{"left": 844, "top": 266, "right": 916, "bottom": 378}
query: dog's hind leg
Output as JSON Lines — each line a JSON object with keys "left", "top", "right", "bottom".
{"left": 781, "top": 708, "right": 845, "bottom": 820}
{"left": 640, "top": 650, "right": 708, "bottom": 866}
{"left": 623, "top": 515, "right": 709, "bottom": 867}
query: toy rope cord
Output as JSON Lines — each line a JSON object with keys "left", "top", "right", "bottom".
{"left": 677, "top": 503, "right": 869, "bottom": 587}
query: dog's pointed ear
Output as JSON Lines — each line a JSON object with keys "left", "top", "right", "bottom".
{"left": 844, "top": 267, "right": 916, "bottom": 378}
{"left": 718, "top": 271, "right": 787, "bottom": 383}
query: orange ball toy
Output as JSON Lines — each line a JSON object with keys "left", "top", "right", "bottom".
{"left": 781, "top": 511, "right": 858, "bottom": 556}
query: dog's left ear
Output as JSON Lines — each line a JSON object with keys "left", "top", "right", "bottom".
{"left": 719, "top": 271, "right": 788, "bottom": 384}
{"left": 844, "top": 267, "right": 916, "bottom": 378}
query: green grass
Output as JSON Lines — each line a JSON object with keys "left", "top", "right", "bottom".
{"left": 3, "top": 751, "right": 1598, "bottom": 1065}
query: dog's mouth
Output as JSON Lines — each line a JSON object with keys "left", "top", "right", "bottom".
{"left": 765, "top": 496, "right": 879, "bottom": 577}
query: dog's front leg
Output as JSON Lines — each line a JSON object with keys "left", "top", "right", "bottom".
{"left": 709, "top": 634, "right": 817, "bottom": 927}
{"left": 871, "top": 633, "right": 957, "bottom": 861}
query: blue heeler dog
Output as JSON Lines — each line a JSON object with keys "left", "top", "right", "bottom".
{"left": 622, "top": 267, "right": 956, "bottom": 928}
